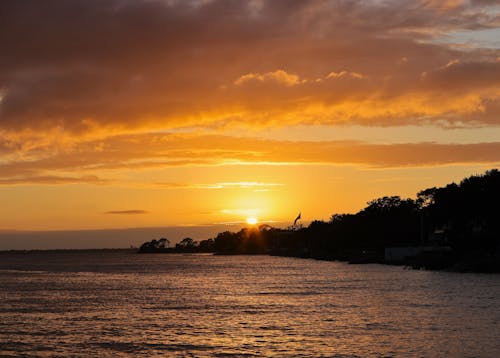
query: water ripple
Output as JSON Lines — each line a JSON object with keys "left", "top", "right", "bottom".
{"left": 1, "top": 252, "right": 499, "bottom": 357}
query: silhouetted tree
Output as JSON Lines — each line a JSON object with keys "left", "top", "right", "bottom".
{"left": 138, "top": 169, "right": 500, "bottom": 271}
{"left": 176, "top": 237, "right": 197, "bottom": 250}
{"left": 198, "top": 238, "right": 215, "bottom": 252}
{"left": 158, "top": 237, "right": 170, "bottom": 248}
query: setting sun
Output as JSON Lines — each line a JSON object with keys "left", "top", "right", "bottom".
{"left": 246, "top": 217, "right": 258, "bottom": 225}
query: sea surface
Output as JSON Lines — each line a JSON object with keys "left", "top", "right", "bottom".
{"left": 0, "top": 251, "right": 499, "bottom": 357}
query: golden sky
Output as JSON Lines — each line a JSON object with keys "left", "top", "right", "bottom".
{"left": 0, "top": 0, "right": 499, "bottom": 234}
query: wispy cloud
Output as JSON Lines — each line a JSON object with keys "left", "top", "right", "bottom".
{"left": 1, "top": 133, "right": 500, "bottom": 186}
{"left": 105, "top": 210, "right": 149, "bottom": 215}
{"left": 0, "top": 175, "right": 107, "bottom": 185}
{"left": 198, "top": 182, "right": 284, "bottom": 189}
{"left": 154, "top": 181, "right": 284, "bottom": 190}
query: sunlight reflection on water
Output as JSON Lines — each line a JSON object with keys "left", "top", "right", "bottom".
{"left": 1, "top": 252, "right": 499, "bottom": 357}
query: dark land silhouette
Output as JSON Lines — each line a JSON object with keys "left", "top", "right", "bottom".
{"left": 139, "top": 169, "right": 500, "bottom": 272}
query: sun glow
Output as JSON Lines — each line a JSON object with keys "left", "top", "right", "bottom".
{"left": 246, "top": 217, "right": 258, "bottom": 225}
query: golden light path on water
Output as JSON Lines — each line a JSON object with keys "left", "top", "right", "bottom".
{"left": 1, "top": 251, "right": 499, "bottom": 357}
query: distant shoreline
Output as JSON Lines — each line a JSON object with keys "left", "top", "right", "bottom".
{"left": 0, "top": 248, "right": 136, "bottom": 254}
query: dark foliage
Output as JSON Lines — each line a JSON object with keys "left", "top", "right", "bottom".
{"left": 138, "top": 170, "right": 500, "bottom": 271}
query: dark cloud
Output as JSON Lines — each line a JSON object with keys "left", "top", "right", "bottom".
{"left": 105, "top": 210, "right": 149, "bottom": 215}
{"left": 0, "top": 174, "right": 107, "bottom": 185}
{"left": 422, "top": 60, "right": 500, "bottom": 90}
{"left": 0, "top": 0, "right": 498, "bottom": 137}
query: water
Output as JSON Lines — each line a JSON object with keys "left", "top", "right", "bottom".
{"left": 1, "top": 251, "right": 499, "bottom": 357}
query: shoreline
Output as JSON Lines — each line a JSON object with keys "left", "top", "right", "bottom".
{"left": 1, "top": 247, "right": 498, "bottom": 273}
{"left": 138, "top": 247, "right": 500, "bottom": 273}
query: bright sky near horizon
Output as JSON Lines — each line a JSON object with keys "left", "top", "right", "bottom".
{"left": 0, "top": 0, "right": 499, "bottom": 237}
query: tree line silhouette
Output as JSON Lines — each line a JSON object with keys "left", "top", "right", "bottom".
{"left": 139, "top": 169, "right": 500, "bottom": 272}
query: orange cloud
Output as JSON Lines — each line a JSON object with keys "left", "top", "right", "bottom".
{"left": 153, "top": 181, "right": 283, "bottom": 190}
{"left": 326, "top": 71, "right": 366, "bottom": 80}
{"left": 0, "top": 0, "right": 498, "bottom": 142}
{"left": 1, "top": 132, "right": 500, "bottom": 186}
{"left": 234, "top": 70, "right": 302, "bottom": 86}
{"left": 0, "top": 175, "right": 107, "bottom": 185}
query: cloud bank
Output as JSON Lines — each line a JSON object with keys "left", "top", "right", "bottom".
{"left": 0, "top": 0, "right": 499, "bottom": 185}
{"left": 1, "top": 133, "right": 500, "bottom": 185}
{"left": 0, "top": 0, "right": 499, "bottom": 139}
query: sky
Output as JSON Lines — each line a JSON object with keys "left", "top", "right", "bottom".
{"left": 0, "top": 0, "right": 499, "bottom": 248}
